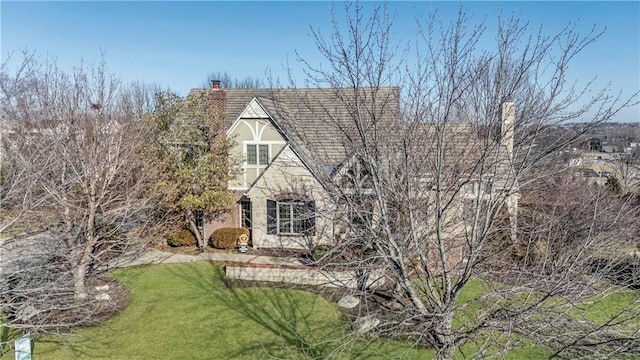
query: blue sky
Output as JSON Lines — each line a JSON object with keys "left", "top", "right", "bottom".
{"left": 2, "top": 1, "right": 638, "bottom": 122}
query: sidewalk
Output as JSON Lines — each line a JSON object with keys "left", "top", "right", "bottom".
{"left": 110, "top": 247, "right": 306, "bottom": 268}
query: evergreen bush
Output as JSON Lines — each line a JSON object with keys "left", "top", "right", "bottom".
{"left": 210, "top": 227, "right": 249, "bottom": 249}
{"left": 167, "top": 229, "right": 197, "bottom": 247}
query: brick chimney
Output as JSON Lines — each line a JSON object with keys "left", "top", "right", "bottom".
{"left": 209, "top": 80, "right": 227, "bottom": 152}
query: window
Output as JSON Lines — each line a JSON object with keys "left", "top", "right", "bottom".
{"left": 247, "top": 145, "right": 257, "bottom": 165}
{"left": 246, "top": 144, "right": 269, "bottom": 166}
{"left": 259, "top": 145, "right": 269, "bottom": 165}
{"left": 463, "top": 180, "right": 492, "bottom": 196}
{"left": 267, "top": 199, "right": 315, "bottom": 235}
{"left": 344, "top": 158, "right": 372, "bottom": 190}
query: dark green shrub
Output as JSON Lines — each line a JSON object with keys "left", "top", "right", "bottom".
{"left": 483, "top": 207, "right": 529, "bottom": 267}
{"left": 310, "top": 244, "right": 332, "bottom": 261}
{"left": 167, "top": 229, "right": 197, "bottom": 247}
{"left": 606, "top": 176, "right": 622, "bottom": 195}
{"left": 210, "top": 227, "right": 249, "bottom": 249}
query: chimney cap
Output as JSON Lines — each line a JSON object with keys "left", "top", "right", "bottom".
{"left": 211, "top": 80, "right": 221, "bottom": 90}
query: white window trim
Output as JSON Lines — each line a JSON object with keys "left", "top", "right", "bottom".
{"left": 276, "top": 200, "right": 313, "bottom": 235}
{"left": 241, "top": 141, "right": 286, "bottom": 188}
{"left": 244, "top": 143, "right": 270, "bottom": 167}
{"left": 268, "top": 200, "right": 317, "bottom": 236}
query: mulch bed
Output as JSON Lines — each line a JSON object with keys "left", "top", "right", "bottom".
{"left": 10, "top": 276, "right": 129, "bottom": 332}
{"left": 158, "top": 244, "right": 313, "bottom": 262}
{"left": 84, "top": 276, "right": 130, "bottom": 325}
{"left": 159, "top": 244, "right": 308, "bottom": 257}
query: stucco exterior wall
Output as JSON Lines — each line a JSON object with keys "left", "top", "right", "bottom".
{"left": 246, "top": 145, "right": 335, "bottom": 249}
{"left": 229, "top": 117, "right": 286, "bottom": 189}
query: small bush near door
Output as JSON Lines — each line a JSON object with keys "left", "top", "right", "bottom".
{"left": 210, "top": 227, "right": 250, "bottom": 249}
{"left": 167, "top": 229, "right": 197, "bottom": 247}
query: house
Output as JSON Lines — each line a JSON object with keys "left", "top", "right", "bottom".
{"left": 582, "top": 137, "right": 603, "bottom": 152}
{"left": 191, "top": 81, "right": 517, "bottom": 250}
{"left": 186, "top": 82, "right": 398, "bottom": 249}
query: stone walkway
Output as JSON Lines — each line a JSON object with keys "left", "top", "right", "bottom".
{"left": 110, "top": 247, "right": 306, "bottom": 268}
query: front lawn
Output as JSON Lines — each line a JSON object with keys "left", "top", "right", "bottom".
{"left": 11, "top": 262, "right": 636, "bottom": 359}
{"left": 28, "top": 262, "right": 431, "bottom": 359}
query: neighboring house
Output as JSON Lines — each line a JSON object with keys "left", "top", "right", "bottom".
{"left": 602, "top": 145, "right": 623, "bottom": 154}
{"left": 568, "top": 150, "right": 640, "bottom": 190}
{"left": 191, "top": 82, "right": 517, "bottom": 249}
{"left": 582, "top": 137, "right": 603, "bottom": 152}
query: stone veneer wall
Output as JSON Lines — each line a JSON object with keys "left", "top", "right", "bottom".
{"left": 225, "top": 264, "right": 385, "bottom": 289}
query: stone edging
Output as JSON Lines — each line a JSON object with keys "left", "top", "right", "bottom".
{"left": 224, "top": 263, "right": 385, "bottom": 289}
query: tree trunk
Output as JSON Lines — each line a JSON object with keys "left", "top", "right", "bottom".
{"left": 435, "top": 312, "right": 455, "bottom": 360}
{"left": 72, "top": 260, "right": 88, "bottom": 300}
{"left": 73, "top": 185, "right": 99, "bottom": 300}
{"left": 190, "top": 220, "right": 204, "bottom": 250}
{"left": 436, "top": 343, "right": 455, "bottom": 360}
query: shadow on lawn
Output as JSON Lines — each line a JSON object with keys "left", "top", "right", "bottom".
{"left": 166, "top": 261, "right": 377, "bottom": 360}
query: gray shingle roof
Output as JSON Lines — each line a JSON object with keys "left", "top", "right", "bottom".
{"left": 188, "top": 87, "right": 517, "bottom": 194}
{"left": 189, "top": 87, "right": 401, "bottom": 172}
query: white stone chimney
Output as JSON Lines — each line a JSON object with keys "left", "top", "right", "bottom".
{"left": 501, "top": 99, "right": 515, "bottom": 159}
{"left": 500, "top": 98, "right": 518, "bottom": 242}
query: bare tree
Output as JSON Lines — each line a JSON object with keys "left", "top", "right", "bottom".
{"left": 1, "top": 51, "right": 159, "bottom": 342}
{"left": 290, "top": 3, "right": 639, "bottom": 358}
{"left": 203, "top": 70, "right": 265, "bottom": 89}
{"left": 0, "top": 51, "right": 54, "bottom": 235}
{"left": 613, "top": 133, "right": 640, "bottom": 195}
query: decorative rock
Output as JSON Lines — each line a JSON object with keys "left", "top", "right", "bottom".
{"left": 386, "top": 300, "right": 403, "bottom": 310}
{"left": 337, "top": 295, "right": 360, "bottom": 309}
{"left": 95, "top": 293, "right": 111, "bottom": 301}
{"left": 352, "top": 315, "right": 380, "bottom": 334}
{"left": 95, "top": 284, "right": 110, "bottom": 292}
{"left": 17, "top": 305, "right": 37, "bottom": 320}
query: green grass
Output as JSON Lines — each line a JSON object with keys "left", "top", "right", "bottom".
{"left": 8, "top": 263, "right": 637, "bottom": 359}
{"left": 26, "top": 262, "right": 431, "bottom": 360}
{"left": 450, "top": 277, "right": 639, "bottom": 359}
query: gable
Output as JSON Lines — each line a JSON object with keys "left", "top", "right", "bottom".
{"left": 227, "top": 97, "right": 285, "bottom": 142}
{"left": 228, "top": 98, "right": 287, "bottom": 190}
{"left": 239, "top": 97, "right": 269, "bottom": 119}
{"left": 246, "top": 145, "right": 324, "bottom": 198}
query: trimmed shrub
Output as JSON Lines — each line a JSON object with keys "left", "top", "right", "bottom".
{"left": 310, "top": 244, "right": 332, "bottom": 261}
{"left": 210, "top": 227, "right": 249, "bottom": 249}
{"left": 167, "top": 229, "right": 197, "bottom": 247}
